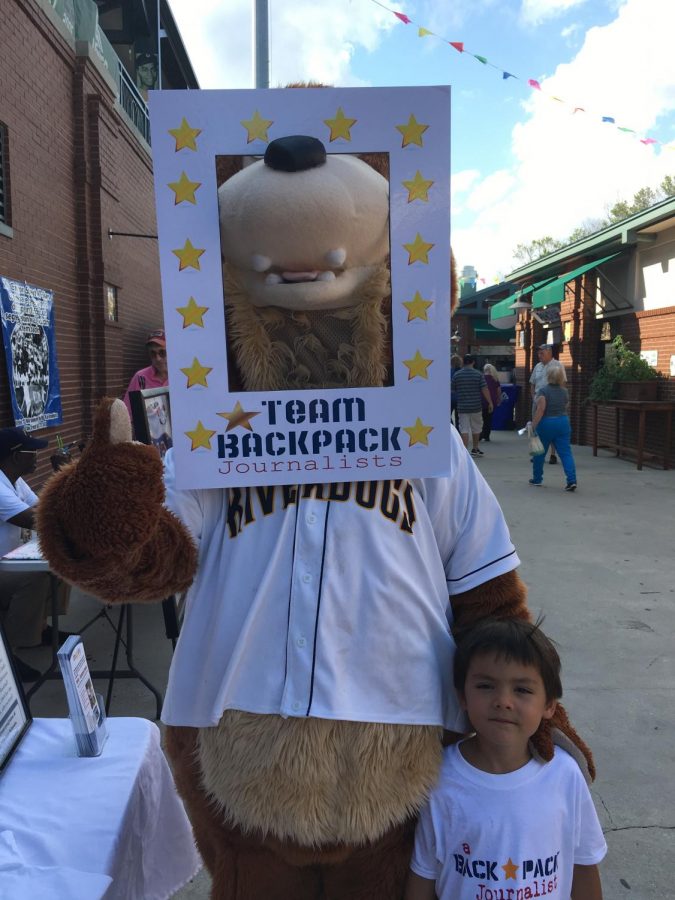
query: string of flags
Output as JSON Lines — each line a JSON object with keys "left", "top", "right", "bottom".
{"left": 370, "top": 0, "right": 674, "bottom": 151}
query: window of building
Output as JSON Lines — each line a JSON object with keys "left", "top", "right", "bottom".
{"left": 105, "top": 283, "right": 119, "bottom": 322}
{"left": 0, "top": 122, "right": 11, "bottom": 229}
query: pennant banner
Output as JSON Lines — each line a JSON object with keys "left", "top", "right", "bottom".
{"left": 371, "top": 0, "right": 670, "bottom": 151}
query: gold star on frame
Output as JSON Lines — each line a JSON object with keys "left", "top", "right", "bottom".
{"left": 402, "top": 170, "right": 434, "bottom": 202}
{"left": 218, "top": 401, "right": 261, "bottom": 432}
{"left": 176, "top": 297, "right": 208, "bottom": 328}
{"left": 403, "top": 418, "right": 434, "bottom": 447}
{"left": 403, "top": 350, "right": 433, "bottom": 380}
{"left": 168, "top": 117, "right": 202, "bottom": 152}
{"left": 323, "top": 107, "right": 357, "bottom": 142}
{"left": 180, "top": 358, "right": 213, "bottom": 388}
{"left": 168, "top": 172, "right": 201, "bottom": 205}
{"left": 403, "top": 233, "right": 435, "bottom": 265}
{"left": 241, "top": 110, "right": 274, "bottom": 143}
{"left": 403, "top": 291, "right": 433, "bottom": 322}
{"left": 185, "top": 421, "right": 216, "bottom": 451}
{"left": 395, "top": 114, "right": 429, "bottom": 148}
{"left": 502, "top": 859, "right": 519, "bottom": 881}
{"left": 172, "top": 239, "right": 205, "bottom": 271}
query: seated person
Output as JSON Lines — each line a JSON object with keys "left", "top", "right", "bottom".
{"left": 0, "top": 428, "right": 68, "bottom": 681}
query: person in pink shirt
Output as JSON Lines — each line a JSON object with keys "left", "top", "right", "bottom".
{"left": 123, "top": 329, "right": 168, "bottom": 420}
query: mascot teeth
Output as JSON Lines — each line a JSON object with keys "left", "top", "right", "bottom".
{"left": 317, "top": 271, "right": 336, "bottom": 282}
{"left": 251, "top": 254, "right": 272, "bottom": 273}
{"left": 265, "top": 273, "right": 283, "bottom": 285}
{"left": 325, "top": 248, "right": 347, "bottom": 266}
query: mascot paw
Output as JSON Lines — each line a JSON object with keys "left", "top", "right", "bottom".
{"left": 529, "top": 705, "right": 595, "bottom": 784}
{"left": 37, "top": 397, "right": 198, "bottom": 603}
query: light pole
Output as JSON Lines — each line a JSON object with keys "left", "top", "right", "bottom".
{"left": 253, "top": 0, "right": 270, "bottom": 88}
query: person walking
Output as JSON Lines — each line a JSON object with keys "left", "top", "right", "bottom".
{"left": 451, "top": 354, "right": 493, "bottom": 457}
{"left": 480, "top": 364, "right": 501, "bottom": 442}
{"left": 529, "top": 343, "right": 564, "bottom": 465}
{"left": 529, "top": 361, "right": 577, "bottom": 491}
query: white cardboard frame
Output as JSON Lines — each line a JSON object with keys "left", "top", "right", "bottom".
{"left": 149, "top": 86, "right": 451, "bottom": 489}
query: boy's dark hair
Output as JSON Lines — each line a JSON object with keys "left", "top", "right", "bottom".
{"left": 453, "top": 618, "right": 562, "bottom": 702}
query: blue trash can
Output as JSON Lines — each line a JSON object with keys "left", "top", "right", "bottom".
{"left": 491, "top": 384, "right": 520, "bottom": 430}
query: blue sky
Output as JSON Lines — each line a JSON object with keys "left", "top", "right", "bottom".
{"left": 169, "top": 0, "right": 675, "bottom": 282}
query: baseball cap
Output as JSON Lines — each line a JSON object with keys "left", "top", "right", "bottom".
{"left": 146, "top": 329, "right": 166, "bottom": 348}
{"left": 136, "top": 52, "right": 156, "bottom": 66}
{"left": 538, "top": 343, "right": 553, "bottom": 351}
{"left": 0, "top": 427, "right": 48, "bottom": 458}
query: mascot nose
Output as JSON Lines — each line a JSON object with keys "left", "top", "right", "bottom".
{"left": 264, "top": 135, "right": 327, "bottom": 173}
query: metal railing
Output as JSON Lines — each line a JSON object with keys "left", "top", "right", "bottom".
{"left": 117, "top": 62, "right": 151, "bottom": 145}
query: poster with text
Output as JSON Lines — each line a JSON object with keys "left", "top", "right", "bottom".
{"left": 0, "top": 276, "right": 63, "bottom": 432}
{"left": 149, "top": 86, "right": 451, "bottom": 489}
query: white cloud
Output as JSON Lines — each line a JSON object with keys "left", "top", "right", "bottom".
{"left": 520, "top": 0, "right": 590, "bottom": 27}
{"left": 466, "top": 170, "right": 517, "bottom": 212}
{"left": 454, "top": 0, "right": 675, "bottom": 281}
{"left": 452, "top": 169, "right": 481, "bottom": 195}
{"left": 169, "top": 0, "right": 399, "bottom": 88}
{"left": 560, "top": 22, "right": 581, "bottom": 39}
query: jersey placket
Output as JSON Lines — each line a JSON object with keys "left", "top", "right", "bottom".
{"left": 280, "top": 495, "right": 329, "bottom": 717}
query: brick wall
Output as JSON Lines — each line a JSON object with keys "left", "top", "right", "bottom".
{"left": 0, "top": 0, "right": 164, "bottom": 485}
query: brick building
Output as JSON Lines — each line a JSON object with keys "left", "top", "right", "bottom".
{"left": 0, "top": 0, "right": 197, "bottom": 482}
{"left": 486, "top": 197, "right": 675, "bottom": 465}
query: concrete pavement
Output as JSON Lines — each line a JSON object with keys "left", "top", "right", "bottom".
{"left": 24, "top": 431, "right": 674, "bottom": 898}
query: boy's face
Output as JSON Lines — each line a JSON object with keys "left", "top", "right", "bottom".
{"left": 459, "top": 652, "right": 557, "bottom": 751}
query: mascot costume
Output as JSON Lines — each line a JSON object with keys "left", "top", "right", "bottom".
{"left": 37, "top": 134, "right": 593, "bottom": 899}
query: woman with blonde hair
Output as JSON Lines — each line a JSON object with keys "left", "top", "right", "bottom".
{"left": 530, "top": 361, "right": 577, "bottom": 491}
{"left": 480, "top": 364, "right": 501, "bottom": 442}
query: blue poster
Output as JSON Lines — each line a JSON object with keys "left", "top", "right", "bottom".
{"left": 0, "top": 276, "right": 63, "bottom": 432}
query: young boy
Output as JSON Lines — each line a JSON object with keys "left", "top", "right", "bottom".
{"left": 405, "top": 618, "right": 606, "bottom": 900}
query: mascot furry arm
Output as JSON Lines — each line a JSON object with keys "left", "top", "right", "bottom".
{"left": 35, "top": 134, "right": 593, "bottom": 900}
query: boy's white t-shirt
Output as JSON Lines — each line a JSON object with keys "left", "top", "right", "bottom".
{"left": 411, "top": 743, "right": 607, "bottom": 900}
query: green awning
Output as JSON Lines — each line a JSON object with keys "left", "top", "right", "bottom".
{"left": 489, "top": 276, "right": 558, "bottom": 322}
{"left": 531, "top": 253, "right": 620, "bottom": 309}
{"left": 489, "top": 295, "right": 517, "bottom": 321}
{"left": 472, "top": 317, "right": 515, "bottom": 340}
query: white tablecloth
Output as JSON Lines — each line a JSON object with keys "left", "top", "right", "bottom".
{"left": 0, "top": 717, "right": 201, "bottom": 899}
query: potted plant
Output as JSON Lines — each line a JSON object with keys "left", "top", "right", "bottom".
{"left": 588, "top": 336, "right": 660, "bottom": 402}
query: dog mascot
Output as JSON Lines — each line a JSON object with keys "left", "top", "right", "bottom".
{"left": 38, "top": 135, "right": 593, "bottom": 900}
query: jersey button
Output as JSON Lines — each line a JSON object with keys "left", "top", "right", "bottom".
{"left": 306, "top": 514, "right": 317, "bottom": 524}
{"left": 292, "top": 701, "right": 301, "bottom": 711}
{"left": 296, "top": 637, "right": 306, "bottom": 648}
{"left": 302, "top": 573, "right": 311, "bottom": 583}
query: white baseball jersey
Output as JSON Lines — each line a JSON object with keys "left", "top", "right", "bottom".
{"left": 161, "top": 426, "right": 520, "bottom": 728}
{"left": 411, "top": 744, "right": 607, "bottom": 899}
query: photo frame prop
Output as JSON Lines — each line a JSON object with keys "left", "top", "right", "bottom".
{"left": 149, "top": 85, "right": 451, "bottom": 489}
{"left": 129, "top": 386, "right": 173, "bottom": 459}
{"left": 0, "top": 625, "right": 32, "bottom": 773}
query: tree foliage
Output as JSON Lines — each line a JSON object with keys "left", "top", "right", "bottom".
{"left": 514, "top": 174, "right": 675, "bottom": 264}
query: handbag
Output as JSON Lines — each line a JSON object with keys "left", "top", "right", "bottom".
{"left": 527, "top": 423, "right": 545, "bottom": 457}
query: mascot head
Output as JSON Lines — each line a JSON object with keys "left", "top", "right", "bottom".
{"left": 217, "top": 134, "right": 457, "bottom": 393}
{"left": 218, "top": 135, "right": 390, "bottom": 312}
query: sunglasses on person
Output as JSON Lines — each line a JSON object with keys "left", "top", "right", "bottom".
{"left": 148, "top": 348, "right": 167, "bottom": 358}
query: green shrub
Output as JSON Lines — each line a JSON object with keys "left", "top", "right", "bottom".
{"left": 588, "top": 336, "right": 658, "bottom": 402}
